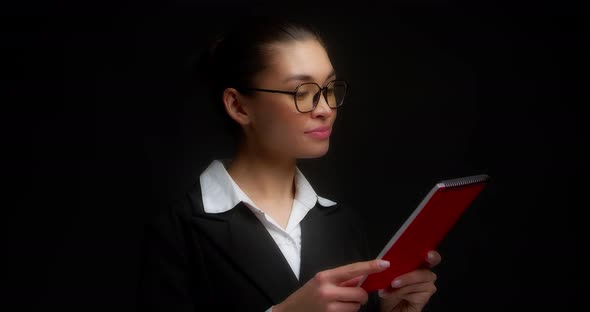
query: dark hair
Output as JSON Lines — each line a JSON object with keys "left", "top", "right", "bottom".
{"left": 193, "top": 16, "right": 327, "bottom": 138}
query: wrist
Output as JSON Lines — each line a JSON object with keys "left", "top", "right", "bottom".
{"left": 271, "top": 303, "right": 283, "bottom": 312}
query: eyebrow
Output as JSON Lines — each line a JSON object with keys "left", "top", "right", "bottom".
{"left": 282, "top": 69, "right": 337, "bottom": 84}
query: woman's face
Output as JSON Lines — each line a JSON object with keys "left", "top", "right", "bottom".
{"left": 240, "top": 39, "right": 338, "bottom": 159}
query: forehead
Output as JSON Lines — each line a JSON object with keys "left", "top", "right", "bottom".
{"left": 258, "top": 39, "right": 334, "bottom": 85}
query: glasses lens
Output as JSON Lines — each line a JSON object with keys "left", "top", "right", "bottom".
{"left": 295, "top": 83, "right": 321, "bottom": 112}
{"left": 326, "top": 81, "right": 347, "bottom": 108}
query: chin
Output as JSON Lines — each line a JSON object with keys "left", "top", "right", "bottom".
{"left": 298, "top": 143, "right": 330, "bottom": 159}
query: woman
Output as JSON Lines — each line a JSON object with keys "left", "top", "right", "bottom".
{"left": 137, "top": 17, "right": 441, "bottom": 312}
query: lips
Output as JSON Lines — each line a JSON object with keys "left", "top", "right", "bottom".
{"left": 305, "top": 126, "right": 332, "bottom": 139}
{"left": 306, "top": 126, "right": 331, "bottom": 133}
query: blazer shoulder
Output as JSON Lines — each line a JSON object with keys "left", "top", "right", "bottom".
{"left": 331, "top": 199, "right": 373, "bottom": 258}
{"left": 140, "top": 178, "right": 202, "bottom": 240}
{"left": 329, "top": 200, "right": 366, "bottom": 231}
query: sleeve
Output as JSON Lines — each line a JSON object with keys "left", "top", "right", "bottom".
{"left": 136, "top": 202, "right": 200, "bottom": 312}
{"left": 360, "top": 228, "right": 382, "bottom": 312}
{"left": 343, "top": 202, "right": 382, "bottom": 312}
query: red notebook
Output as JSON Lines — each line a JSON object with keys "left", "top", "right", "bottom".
{"left": 357, "top": 174, "right": 490, "bottom": 292}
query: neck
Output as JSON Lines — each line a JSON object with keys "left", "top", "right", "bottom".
{"left": 227, "top": 140, "right": 297, "bottom": 206}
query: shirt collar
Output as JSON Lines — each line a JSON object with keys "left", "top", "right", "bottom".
{"left": 199, "top": 159, "right": 336, "bottom": 214}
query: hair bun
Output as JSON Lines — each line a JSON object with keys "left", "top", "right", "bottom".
{"left": 191, "top": 31, "right": 225, "bottom": 89}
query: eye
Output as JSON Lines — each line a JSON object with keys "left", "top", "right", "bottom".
{"left": 296, "top": 91, "right": 310, "bottom": 100}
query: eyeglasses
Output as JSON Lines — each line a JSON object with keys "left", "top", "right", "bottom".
{"left": 239, "top": 80, "right": 348, "bottom": 113}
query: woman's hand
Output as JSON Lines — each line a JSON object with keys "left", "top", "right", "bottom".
{"left": 273, "top": 259, "right": 391, "bottom": 312}
{"left": 378, "top": 250, "right": 442, "bottom": 312}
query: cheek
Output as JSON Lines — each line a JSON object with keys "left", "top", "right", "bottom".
{"left": 270, "top": 112, "right": 305, "bottom": 144}
{"left": 251, "top": 99, "right": 336, "bottom": 157}
{"left": 254, "top": 101, "right": 304, "bottom": 144}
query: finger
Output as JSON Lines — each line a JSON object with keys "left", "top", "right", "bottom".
{"left": 402, "top": 292, "right": 435, "bottom": 305}
{"left": 378, "top": 287, "right": 396, "bottom": 299}
{"left": 398, "top": 285, "right": 437, "bottom": 304}
{"left": 330, "top": 286, "right": 369, "bottom": 304}
{"left": 424, "top": 250, "right": 442, "bottom": 268}
{"left": 339, "top": 275, "right": 363, "bottom": 287}
{"left": 380, "top": 282, "right": 437, "bottom": 299}
{"left": 389, "top": 269, "right": 437, "bottom": 288}
{"left": 326, "top": 302, "right": 362, "bottom": 312}
{"left": 319, "top": 259, "right": 390, "bottom": 284}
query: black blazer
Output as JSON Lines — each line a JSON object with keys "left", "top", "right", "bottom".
{"left": 137, "top": 180, "right": 379, "bottom": 311}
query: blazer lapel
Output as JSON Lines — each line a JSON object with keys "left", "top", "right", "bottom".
{"left": 188, "top": 187, "right": 300, "bottom": 304}
{"left": 299, "top": 204, "right": 352, "bottom": 284}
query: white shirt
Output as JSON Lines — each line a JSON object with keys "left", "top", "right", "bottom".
{"left": 199, "top": 159, "right": 337, "bottom": 280}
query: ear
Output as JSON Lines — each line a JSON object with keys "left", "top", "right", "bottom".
{"left": 222, "top": 88, "right": 251, "bottom": 126}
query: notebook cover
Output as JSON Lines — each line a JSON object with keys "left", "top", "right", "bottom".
{"left": 358, "top": 174, "right": 489, "bottom": 292}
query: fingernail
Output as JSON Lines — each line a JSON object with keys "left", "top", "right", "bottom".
{"left": 378, "top": 289, "right": 388, "bottom": 298}
{"left": 391, "top": 278, "right": 402, "bottom": 288}
{"left": 378, "top": 260, "right": 390, "bottom": 268}
{"left": 427, "top": 251, "right": 435, "bottom": 260}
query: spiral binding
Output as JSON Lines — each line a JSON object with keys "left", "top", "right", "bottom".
{"left": 439, "top": 174, "right": 490, "bottom": 188}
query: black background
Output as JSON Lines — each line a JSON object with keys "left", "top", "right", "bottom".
{"left": 3, "top": 0, "right": 589, "bottom": 311}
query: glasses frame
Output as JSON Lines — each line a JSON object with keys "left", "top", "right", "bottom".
{"left": 239, "top": 79, "right": 348, "bottom": 113}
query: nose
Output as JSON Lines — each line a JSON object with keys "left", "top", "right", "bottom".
{"left": 310, "top": 92, "right": 334, "bottom": 118}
